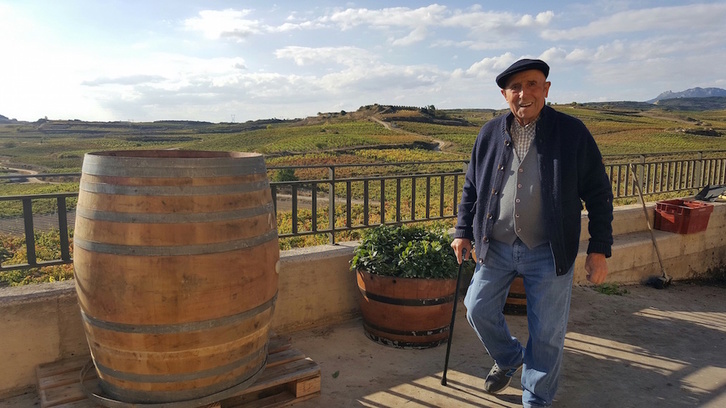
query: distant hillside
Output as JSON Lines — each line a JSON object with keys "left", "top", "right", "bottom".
{"left": 654, "top": 96, "right": 726, "bottom": 111}
{"left": 648, "top": 87, "right": 726, "bottom": 103}
{"left": 578, "top": 101, "right": 656, "bottom": 110}
{"left": 577, "top": 96, "right": 726, "bottom": 112}
{"left": 0, "top": 114, "right": 15, "bottom": 124}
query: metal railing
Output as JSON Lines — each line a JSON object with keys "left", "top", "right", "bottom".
{"left": 2, "top": 151, "right": 726, "bottom": 273}
{"left": 607, "top": 152, "right": 726, "bottom": 198}
{"left": 268, "top": 160, "right": 467, "bottom": 244}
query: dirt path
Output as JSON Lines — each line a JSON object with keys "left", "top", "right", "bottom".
{"left": 0, "top": 212, "right": 73, "bottom": 235}
{"left": 640, "top": 111, "right": 697, "bottom": 124}
{"left": 0, "top": 164, "right": 44, "bottom": 183}
{"left": 368, "top": 115, "right": 447, "bottom": 151}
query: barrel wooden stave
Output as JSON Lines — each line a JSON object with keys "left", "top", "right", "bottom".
{"left": 81, "top": 299, "right": 275, "bottom": 351}
{"left": 73, "top": 150, "right": 279, "bottom": 404}
{"left": 88, "top": 330, "right": 270, "bottom": 384}
{"left": 73, "top": 242, "right": 279, "bottom": 325}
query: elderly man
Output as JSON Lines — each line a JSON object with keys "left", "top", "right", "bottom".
{"left": 451, "top": 58, "right": 613, "bottom": 407}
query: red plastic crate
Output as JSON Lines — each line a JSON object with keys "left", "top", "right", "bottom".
{"left": 654, "top": 199, "right": 714, "bottom": 234}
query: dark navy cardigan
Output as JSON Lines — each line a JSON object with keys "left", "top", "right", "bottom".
{"left": 454, "top": 105, "right": 613, "bottom": 275}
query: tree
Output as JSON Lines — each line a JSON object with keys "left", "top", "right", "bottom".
{"left": 273, "top": 168, "right": 298, "bottom": 182}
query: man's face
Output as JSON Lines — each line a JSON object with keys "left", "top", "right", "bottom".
{"left": 501, "top": 70, "right": 551, "bottom": 126}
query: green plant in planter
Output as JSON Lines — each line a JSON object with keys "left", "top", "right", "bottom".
{"left": 351, "top": 223, "right": 469, "bottom": 348}
{"left": 350, "top": 223, "right": 459, "bottom": 279}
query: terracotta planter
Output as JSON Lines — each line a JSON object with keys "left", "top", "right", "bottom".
{"left": 356, "top": 269, "right": 457, "bottom": 349}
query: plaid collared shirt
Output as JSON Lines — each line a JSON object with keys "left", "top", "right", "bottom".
{"left": 510, "top": 117, "right": 538, "bottom": 159}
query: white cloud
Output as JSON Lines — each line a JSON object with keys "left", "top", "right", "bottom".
{"left": 2, "top": 2, "right": 726, "bottom": 122}
{"left": 184, "top": 9, "right": 262, "bottom": 41}
{"left": 269, "top": 20, "right": 322, "bottom": 33}
{"left": 82, "top": 75, "right": 167, "bottom": 87}
{"left": 542, "top": 3, "right": 726, "bottom": 41}
{"left": 442, "top": 9, "right": 553, "bottom": 31}
{"left": 460, "top": 53, "right": 517, "bottom": 79}
{"left": 275, "top": 46, "right": 377, "bottom": 67}
{"left": 391, "top": 26, "right": 429, "bottom": 46}
{"left": 324, "top": 5, "right": 447, "bottom": 30}
{"left": 516, "top": 11, "right": 554, "bottom": 27}
{"left": 323, "top": 6, "right": 554, "bottom": 49}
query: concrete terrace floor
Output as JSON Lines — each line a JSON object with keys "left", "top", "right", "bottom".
{"left": 5, "top": 283, "right": 726, "bottom": 408}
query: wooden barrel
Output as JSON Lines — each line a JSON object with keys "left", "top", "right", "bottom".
{"left": 73, "top": 150, "right": 279, "bottom": 405}
{"left": 356, "top": 269, "right": 456, "bottom": 349}
{"left": 503, "top": 275, "right": 527, "bottom": 315}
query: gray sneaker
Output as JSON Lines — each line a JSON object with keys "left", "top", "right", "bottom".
{"left": 484, "top": 362, "right": 523, "bottom": 394}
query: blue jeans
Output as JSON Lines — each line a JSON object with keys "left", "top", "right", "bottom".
{"left": 464, "top": 238, "right": 574, "bottom": 408}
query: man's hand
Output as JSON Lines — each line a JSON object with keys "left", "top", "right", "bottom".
{"left": 451, "top": 238, "right": 473, "bottom": 264}
{"left": 585, "top": 253, "right": 608, "bottom": 284}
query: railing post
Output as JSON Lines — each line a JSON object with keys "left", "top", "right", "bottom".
{"left": 396, "top": 178, "right": 401, "bottom": 223}
{"left": 22, "top": 198, "right": 37, "bottom": 266}
{"left": 410, "top": 176, "right": 416, "bottom": 221}
{"left": 380, "top": 179, "right": 386, "bottom": 224}
{"left": 363, "top": 180, "right": 369, "bottom": 226}
{"left": 291, "top": 184, "right": 298, "bottom": 235}
{"left": 271, "top": 185, "right": 277, "bottom": 216}
{"left": 312, "top": 182, "right": 318, "bottom": 232}
{"left": 328, "top": 166, "right": 336, "bottom": 245}
{"left": 636, "top": 156, "right": 646, "bottom": 201}
{"left": 453, "top": 174, "right": 459, "bottom": 216}
{"left": 346, "top": 180, "right": 352, "bottom": 228}
{"left": 57, "top": 197, "right": 71, "bottom": 262}
{"left": 695, "top": 151, "right": 704, "bottom": 188}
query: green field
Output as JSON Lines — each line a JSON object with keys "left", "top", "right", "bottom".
{"left": 2, "top": 102, "right": 726, "bottom": 286}
{"left": 2, "top": 102, "right": 726, "bottom": 215}
{"left": 2, "top": 103, "right": 725, "bottom": 177}
{"left": 2, "top": 101, "right": 725, "bottom": 215}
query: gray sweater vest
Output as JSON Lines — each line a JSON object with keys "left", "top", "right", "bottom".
{"left": 490, "top": 143, "right": 547, "bottom": 248}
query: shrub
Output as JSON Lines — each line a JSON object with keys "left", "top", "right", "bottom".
{"left": 0, "top": 230, "right": 74, "bottom": 286}
{"left": 273, "top": 168, "right": 298, "bottom": 182}
{"left": 350, "top": 223, "right": 459, "bottom": 279}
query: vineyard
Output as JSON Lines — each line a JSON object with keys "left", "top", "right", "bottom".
{"left": 3, "top": 103, "right": 726, "bottom": 174}
{"left": 2, "top": 102, "right": 726, "bottom": 286}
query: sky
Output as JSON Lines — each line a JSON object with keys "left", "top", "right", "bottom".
{"left": 1, "top": 1, "right": 725, "bottom": 123}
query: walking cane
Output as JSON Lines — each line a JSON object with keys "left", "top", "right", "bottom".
{"left": 441, "top": 248, "right": 467, "bottom": 386}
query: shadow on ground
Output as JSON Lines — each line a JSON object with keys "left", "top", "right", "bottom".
{"left": 4, "top": 282, "right": 724, "bottom": 407}
{"left": 289, "top": 283, "right": 726, "bottom": 408}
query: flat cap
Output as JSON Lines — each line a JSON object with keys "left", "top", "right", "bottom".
{"left": 496, "top": 58, "right": 550, "bottom": 88}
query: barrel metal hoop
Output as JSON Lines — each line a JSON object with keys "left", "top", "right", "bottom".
{"left": 73, "top": 228, "right": 278, "bottom": 256}
{"left": 363, "top": 320, "right": 448, "bottom": 337}
{"left": 82, "top": 156, "right": 267, "bottom": 179}
{"left": 80, "top": 353, "right": 268, "bottom": 408}
{"left": 358, "top": 289, "right": 454, "bottom": 306}
{"left": 79, "top": 179, "right": 270, "bottom": 196}
{"left": 75, "top": 202, "right": 274, "bottom": 224}
{"left": 80, "top": 293, "right": 277, "bottom": 334}
{"left": 94, "top": 343, "right": 267, "bottom": 383}
{"left": 363, "top": 330, "right": 447, "bottom": 349}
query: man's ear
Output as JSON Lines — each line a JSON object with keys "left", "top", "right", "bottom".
{"left": 543, "top": 81, "right": 551, "bottom": 98}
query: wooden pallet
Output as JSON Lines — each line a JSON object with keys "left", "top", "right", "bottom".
{"left": 36, "top": 336, "right": 321, "bottom": 408}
